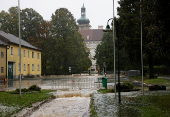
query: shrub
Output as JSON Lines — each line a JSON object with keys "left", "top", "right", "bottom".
{"left": 28, "top": 85, "right": 41, "bottom": 92}
{"left": 15, "top": 85, "right": 41, "bottom": 93}
{"left": 15, "top": 88, "right": 29, "bottom": 92}
{"left": 116, "top": 82, "right": 134, "bottom": 90}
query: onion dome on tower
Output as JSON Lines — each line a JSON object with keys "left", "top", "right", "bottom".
{"left": 77, "top": 4, "right": 91, "bottom": 30}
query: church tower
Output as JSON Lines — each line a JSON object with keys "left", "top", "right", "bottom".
{"left": 77, "top": 4, "right": 91, "bottom": 30}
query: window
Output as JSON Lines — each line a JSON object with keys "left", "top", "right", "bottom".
{"left": 23, "top": 50, "right": 26, "bottom": 57}
{"left": 37, "top": 64, "right": 40, "bottom": 71}
{"left": 28, "top": 51, "right": 29, "bottom": 58}
{"left": 11, "top": 47, "right": 13, "bottom": 55}
{"left": 1, "top": 67, "right": 4, "bottom": 73}
{"left": 37, "top": 53, "right": 39, "bottom": 59}
{"left": 32, "top": 51, "right": 34, "bottom": 58}
{"left": 32, "top": 64, "right": 34, "bottom": 71}
{"left": 1, "top": 51, "right": 4, "bottom": 58}
{"left": 87, "top": 36, "right": 89, "bottom": 40}
{"left": 23, "top": 64, "right": 26, "bottom": 71}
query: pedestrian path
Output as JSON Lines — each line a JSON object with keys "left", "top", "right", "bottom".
{"left": 30, "top": 89, "right": 97, "bottom": 117}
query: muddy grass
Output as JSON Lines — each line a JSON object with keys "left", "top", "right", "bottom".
{"left": 90, "top": 91, "right": 170, "bottom": 117}
{"left": 0, "top": 90, "right": 54, "bottom": 117}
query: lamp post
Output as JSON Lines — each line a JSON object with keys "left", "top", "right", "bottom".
{"left": 140, "top": 0, "right": 144, "bottom": 95}
{"left": 18, "top": 0, "right": 21, "bottom": 99}
{"left": 103, "top": 18, "right": 121, "bottom": 103}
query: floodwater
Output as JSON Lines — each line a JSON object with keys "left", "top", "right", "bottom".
{"left": 0, "top": 76, "right": 103, "bottom": 91}
{"left": 91, "top": 93, "right": 141, "bottom": 117}
{"left": 1, "top": 75, "right": 157, "bottom": 117}
{"left": 30, "top": 89, "right": 97, "bottom": 117}
{"left": 30, "top": 97, "right": 91, "bottom": 117}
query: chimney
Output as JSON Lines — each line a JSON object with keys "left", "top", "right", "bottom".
{"left": 98, "top": 25, "right": 103, "bottom": 29}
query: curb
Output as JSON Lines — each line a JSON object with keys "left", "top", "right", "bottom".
{"left": 12, "top": 96, "right": 56, "bottom": 117}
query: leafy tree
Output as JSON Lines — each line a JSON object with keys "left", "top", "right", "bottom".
{"left": 50, "top": 8, "right": 91, "bottom": 74}
{"left": 21, "top": 8, "right": 43, "bottom": 42}
{"left": 117, "top": 0, "right": 170, "bottom": 78}
{"left": 0, "top": 7, "right": 43, "bottom": 42}
{"left": 0, "top": 7, "right": 19, "bottom": 36}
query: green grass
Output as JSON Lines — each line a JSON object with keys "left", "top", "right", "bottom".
{"left": 129, "top": 94, "right": 170, "bottom": 117}
{"left": 129, "top": 76, "right": 149, "bottom": 81}
{"left": 0, "top": 90, "right": 55, "bottom": 117}
{"left": 144, "top": 78, "right": 169, "bottom": 85}
{"left": 90, "top": 96, "right": 99, "bottom": 117}
{"left": 129, "top": 76, "right": 170, "bottom": 86}
{"left": 97, "top": 89, "right": 113, "bottom": 93}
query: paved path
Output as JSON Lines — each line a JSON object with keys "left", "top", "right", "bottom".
{"left": 30, "top": 90, "right": 96, "bottom": 117}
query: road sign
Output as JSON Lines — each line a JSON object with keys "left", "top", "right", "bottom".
{"left": 69, "top": 67, "right": 71, "bottom": 72}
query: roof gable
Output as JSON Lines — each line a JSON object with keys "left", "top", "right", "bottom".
{"left": 0, "top": 31, "right": 41, "bottom": 51}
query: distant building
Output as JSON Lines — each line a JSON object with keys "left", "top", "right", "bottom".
{"left": 0, "top": 31, "right": 41, "bottom": 80}
{"left": 77, "top": 4, "right": 103, "bottom": 72}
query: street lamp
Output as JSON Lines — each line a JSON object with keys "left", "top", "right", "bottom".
{"left": 103, "top": 17, "right": 116, "bottom": 98}
{"left": 103, "top": 0, "right": 117, "bottom": 100}
{"left": 103, "top": 18, "right": 121, "bottom": 103}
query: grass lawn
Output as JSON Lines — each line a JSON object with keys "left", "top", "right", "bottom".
{"left": 90, "top": 90, "right": 170, "bottom": 117}
{"left": 129, "top": 76, "right": 170, "bottom": 86}
{"left": 128, "top": 94, "right": 170, "bottom": 117}
{"left": 0, "top": 90, "right": 54, "bottom": 117}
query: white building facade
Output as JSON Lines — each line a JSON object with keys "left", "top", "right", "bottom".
{"left": 77, "top": 4, "right": 103, "bottom": 72}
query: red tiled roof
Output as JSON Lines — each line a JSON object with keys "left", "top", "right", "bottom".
{"left": 79, "top": 29, "right": 103, "bottom": 41}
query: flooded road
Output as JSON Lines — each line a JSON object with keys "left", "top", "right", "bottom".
{"left": 30, "top": 89, "right": 97, "bottom": 117}
{"left": 30, "top": 97, "right": 91, "bottom": 117}
{"left": 1, "top": 75, "right": 103, "bottom": 91}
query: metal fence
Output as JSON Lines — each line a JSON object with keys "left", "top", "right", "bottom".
{"left": 41, "top": 78, "right": 102, "bottom": 90}
{"left": 1, "top": 77, "right": 103, "bottom": 91}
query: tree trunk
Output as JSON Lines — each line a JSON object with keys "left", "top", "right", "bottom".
{"left": 148, "top": 53, "right": 154, "bottom": 78}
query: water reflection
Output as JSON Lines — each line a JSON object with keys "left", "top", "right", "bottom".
{"left": 0, "top": 77, "right": 101, "bottom": 91}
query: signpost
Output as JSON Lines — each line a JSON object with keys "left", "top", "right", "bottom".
{"left": 88, "top": 68, "right": 91, "bottom": 75}
{"left": 69, "top": 67, "right": 71, "bottom": 75}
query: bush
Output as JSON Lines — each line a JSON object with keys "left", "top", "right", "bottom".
{"left": 116, "top": 82, "right": 134, "bottom": 90}
{"left": 28, "top": 85, "right": 41, "bottom": 92}
{"left": 15, "top": 85, "right": 41, "bottom": 93}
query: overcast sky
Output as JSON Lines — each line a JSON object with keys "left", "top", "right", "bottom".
{"left": 0, "top": 0, "right": 120, "bottom": 29}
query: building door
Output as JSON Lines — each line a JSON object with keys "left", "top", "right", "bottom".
{"left": 8, "top": 62, "right": 13, "bottom": 79}
{"left": 8, "top": 62, "right": 13, "bottom": 87}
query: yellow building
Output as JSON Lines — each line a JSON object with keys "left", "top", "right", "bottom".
{"left": 0, "top": 31, "right": 41, "bottom": 79}
{"left": 0, "top": 35, "right": 9, "bottom": 81}
{"left": 0, "top": 45, "right": 6, "bottom": 81}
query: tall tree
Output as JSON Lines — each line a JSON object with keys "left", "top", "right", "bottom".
{"left": 117, "top": 0, "right": 170, "bottom": 78}
{"left": 21, "top": 8, "right": 43, "bottom": 42}
{"left": 50, "top": 8, "right": 91, "bottom": 74}
{"left": 0, "top": 7, "right": 19, "bottom": 36}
